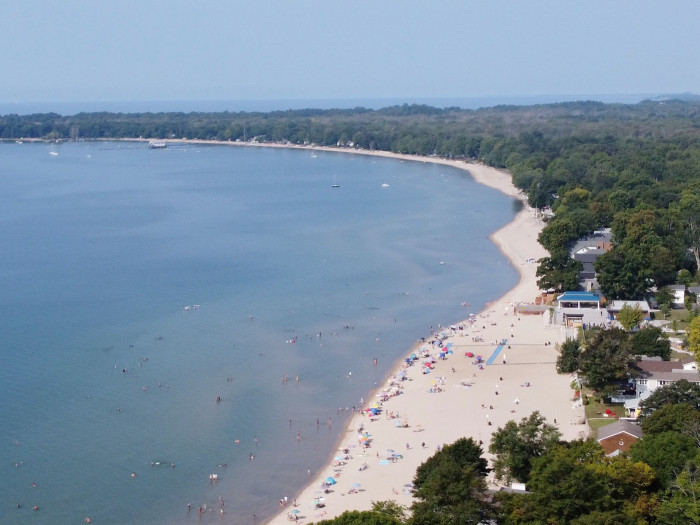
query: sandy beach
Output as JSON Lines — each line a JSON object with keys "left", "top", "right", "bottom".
{"left": 242, "top": 146, "right": 589, "bottom": 524}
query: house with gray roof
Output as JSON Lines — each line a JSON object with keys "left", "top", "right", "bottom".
{"left": 597, "top": 420, "right": 643, "bottom": 456}
{"left": 624, "top": 357, "right": 700, "bottom": 416}
{"left": 569, "top": 229, "right": 613, "bottom": 289}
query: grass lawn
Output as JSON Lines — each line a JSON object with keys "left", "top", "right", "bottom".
{"left": 654, "top": 307, "right": 695, "bottom": 333}
{"left": 588, "top": 417, "right": 618, "bottom": 436}
{"left": 582, "top": 390, "right": 625, "bottom": 437}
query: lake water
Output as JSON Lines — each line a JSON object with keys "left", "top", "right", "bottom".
{"left": 0, "top": 141, "right": 518, "bottom": 524}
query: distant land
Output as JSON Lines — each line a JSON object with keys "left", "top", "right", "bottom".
{"left": 2, "top": 92, "right": 698, "bottom": 116}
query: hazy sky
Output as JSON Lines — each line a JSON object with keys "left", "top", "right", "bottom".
{"left": 2, "top": 0, "right": 698, "bottom": 104}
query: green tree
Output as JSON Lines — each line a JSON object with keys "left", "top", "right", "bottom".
{"left": 410, "top": 439, "right": 493, "bottom": 525}
{"left": 678, "top": 269, "right": 693, "bottom": 287}
{"left": 595, "top": 248, "right": 652, "bottom": 299}
{"left": 678, "top": 190, "right": 700, "bottom": 274}
{"left": 414, "top": 437, "right": 488, "bottom": 486}
{"left": 488, "top": 411, "right": 561, "bottom": 484}
{"left": 538, "top": 217, "right": 579, "bottom": 255}
{"left": 660, "top": 303, "right": 672, "bottom": 320}
{"left": 317, "top": 510, "right": 402, "bottom": 525}
{"left": 639, "top": 379, "right": 700, "bottom": 415}
{"left": 536, "top": 254, "right": 583, "bottom": 292}
{"left": 570, "top": 511, "right": 639, "bottom": 525}
{"left": 556, "top": 337, "right": 581, "bottom": 373}
{"left": 509, "top": 440, "right": 608, "bottom": 523}
{"left": 370, "top": 501, "right": 406, "bottom": 522}
{"left": 616, "top": 303, "right": 645, "bottom": 331}
{"left": 628, "top": 326, "right": 671, "bottom": 359}
{"left": 578, "top": 328, "right": 633, "bottom": 390}
{"left": 588, "top": 456, "right": 659, "bottom": 522}
{"left": 688, "top": 316, "right": 700, "bottom": 364}
{"left": 656, "top": 286, "right": 675, "bottom": 312}
{"left": 629, "top": 431, "right": 697, "bottom": 488}
{"left": 641, "top": 402, "right": 700, "bottom": 436}
{"left": 497, "top": 440, "right": 661, "bottom": 524}
{"left": 655, "top": 458, "right": 700, "bottom": 525}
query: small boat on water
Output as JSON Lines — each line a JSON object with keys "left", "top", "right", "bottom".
{"left": 148, "top": 141, "right": 167, "bottom": 149}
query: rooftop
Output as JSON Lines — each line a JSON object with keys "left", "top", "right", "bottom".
{"left": 557, "top": 291, "right": 601, "bottom": 303}
{"left": 608, "top": 300, "right": 651, "bottom": 312}
{"left": 597, "top": 420, "right": 643, "bottom": 441}
{"left": 631, "top": 358, "right": 700, "bottom": 382}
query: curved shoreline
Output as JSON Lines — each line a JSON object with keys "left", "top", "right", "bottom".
{"left": 253, "top": 146, "right": 583, "bottom": 523}
{"left": 147, "top": 140, "right": 584, "bottom": 523}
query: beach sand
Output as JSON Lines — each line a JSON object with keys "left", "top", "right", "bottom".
{"left": 258, "top": 148, "right": 588, "bottom": 524}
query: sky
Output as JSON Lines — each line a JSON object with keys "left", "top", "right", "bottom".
{"left": 1, "top": 0, "right": 698, "bottom": 111}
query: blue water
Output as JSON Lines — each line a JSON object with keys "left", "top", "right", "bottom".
{"left": 0, "top": 141, "right": 518, "bottom": 524}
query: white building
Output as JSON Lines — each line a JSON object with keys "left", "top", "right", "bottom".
{"left": 624, "top": 357, "right": 700, "bottom": 417}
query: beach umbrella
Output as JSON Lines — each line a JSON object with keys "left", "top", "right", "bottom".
{"left": 290, "top": 509, "right": 300, "bottom": 515}
{"left": 334, "top": 456, "right": 344, "bottom": 461}
{"left": 325, "top": 477, "right": 337, "bottom": 485}
{"left": 466, "top": 352, "right": 474, "bottom": 357}
{"left": 352, "top": 482, "right": 361, "bottom": 488}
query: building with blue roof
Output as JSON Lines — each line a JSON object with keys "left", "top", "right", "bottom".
{"left": 556, "top": 292, "right": 601, "bottom": 308}
{"left": 555, "top": 291, "right": 605, "bottom": 327}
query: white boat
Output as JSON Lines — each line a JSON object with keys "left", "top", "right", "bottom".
{"left": 148, "top": 141, "right": 167, "bottom": 149}
{"left": 332, "top": 175, "right": 339, "bottom": 188}
{"left": 49, "top": 145, "right": 58, "bottom": 156}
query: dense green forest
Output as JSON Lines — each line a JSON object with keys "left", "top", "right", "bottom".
{"left": 2, "top": 100, "right": 699, "bottom": 300}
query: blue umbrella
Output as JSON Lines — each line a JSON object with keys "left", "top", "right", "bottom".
{"left": 325, "top": 477, "right": 337, "bottom": 485}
